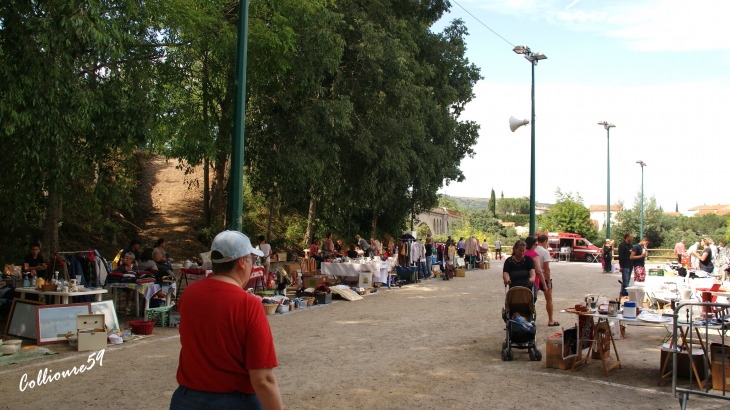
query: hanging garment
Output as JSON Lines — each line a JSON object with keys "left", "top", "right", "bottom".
{"left": 410, "top": 241, "right": 421, "bottom": 264}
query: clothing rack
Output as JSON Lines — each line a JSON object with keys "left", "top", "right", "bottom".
{"left": 51, "top": 250, "right": 109, "bottom": 287}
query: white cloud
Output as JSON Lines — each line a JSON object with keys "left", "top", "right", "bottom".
{"left": 452, "top": 0, "right": 730, "bottom": 52}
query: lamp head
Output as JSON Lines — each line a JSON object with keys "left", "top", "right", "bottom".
{"left": 598, "top": 121, "right": 615, "bottom": 130}
{"left": 533, "top": 52, "right": 547, "bottom": 60}
{"left": 636, "top": 160, "right": 646, "bottom": 167}
{"left": 513, "top": 45, "right": 529, "bottom": 54}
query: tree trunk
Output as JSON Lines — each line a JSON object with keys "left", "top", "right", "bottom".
{"left": 304, "top": 196, "right": 317, "bottom": 246}
{"left": 371, "top": 213, "right": 378, "bottom": 239}
{"left": 202, "top": 52, "right": 211, "bottom": 227}
{"left": 203, "top": 157, "right": 211, "bottom": 226}
{"left": 266, "top": 192, "right": 275, "bottom": 243}
{"left": 42, "top": 190, "right": 62, "bottom": 277}
{"left": 210, "top": 152, "right": 229, "bottom": 226}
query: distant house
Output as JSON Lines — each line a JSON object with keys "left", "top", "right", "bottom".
{"left": 663, "top": 212, "right": 681, "bottom": 217}
{"left": 687, "top": 204, "right": 730, "bottom": 216}
{"left": 589, "top": 204, "right": 623, "bottom": 230}
{"left": 535, "top": 205, "right": 550, "bottom": 215}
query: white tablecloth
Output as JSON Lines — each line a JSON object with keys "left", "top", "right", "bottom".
{"left": 321, "top": 259, "right": 393, "bottom": 283}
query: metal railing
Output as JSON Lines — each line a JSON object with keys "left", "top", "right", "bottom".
{"left": 670, "top": 299, "right": 729, "bottom": 409}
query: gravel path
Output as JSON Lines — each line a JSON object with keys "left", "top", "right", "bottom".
{"left": 1, "top": 259, "right": 727, "bottom": 409}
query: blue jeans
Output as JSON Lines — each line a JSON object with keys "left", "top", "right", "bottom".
{"left": 424, "top": 258, "right": 432, "bottom": 278}
{"left": 170, "top": 385, "right": 262, "bottom": 410}
{"left": 418, "top": 261, "right": 427, "bottom": 279}
{"left": 621, "top": 268, "right": 632, "bottom": 296}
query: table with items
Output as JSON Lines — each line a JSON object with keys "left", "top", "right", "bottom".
{"left": 17, "top": 287, "right": 107, "bottom": 304}
{"left": 107, "top": 282, "right": 176, "bottom": 317}
{"left": 321, "top": 259, "right": 388, "bottom": 286}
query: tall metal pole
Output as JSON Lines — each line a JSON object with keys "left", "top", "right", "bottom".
{"left": 227, "top": 0, "right": 250, "bottom": 231}
{"left": 606, "top": 127, "right": 611, "bottom": 240}
{"left": 640, "top": 165, "right": 644, "bottom": 239}
{"left": 529, "top": 59, "right": 536, "bottom": 236}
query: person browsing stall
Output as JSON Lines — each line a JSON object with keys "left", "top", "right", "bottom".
{"left": 171, "top": 231, "right": 283, "bottom": 410}
{"left": 536, "top": 234, "right": 558, "bottom": 326}
{"left": 257, "top": 236, "right": 272, "bottom": 273}
{"left": 674, "top": 239, "right": 686, "bottom": 265}
{"left": 356, "top": 235, "right": 370, "bottom": 254}
{"left": 693, "top": 238, "right": 714, "bottom": 274}
{"left": 618, "top": 233, "right": 633, "bottom": 298}
{"left": 502, "top": 240, "right": 535, "bottom": 289}
{"left": 23, "top": 243, "right": 47, "bottom": 279}
{"left": 114, "top": 252, "right": 139, "bottom": 311}
{"left": 630, "top": 236, "right": 649, "bottom": 283}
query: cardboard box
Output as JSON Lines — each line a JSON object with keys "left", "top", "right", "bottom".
{"left": 77, "top": 314, "right": 107, "bottom": 352}
{"left": 301, "top": 275, "right": 327, "bottom": 289}
{"left": 711, "top": 343, "right": 730, "bottom": 391}
{"left": 661, "top": 348, "right": 707, "bottom": 378}
{"left": 455, "top": 268, "right": 466, "bottom": 277}
{"left": 168, "top": 312, "right": 181, "bottom": 328}
{"left": 546, "top": 337, "right": 576, "bottom": 370}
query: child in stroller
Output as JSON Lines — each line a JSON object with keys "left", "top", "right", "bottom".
{"left": 500, "top": 240, "right": 541, "bottom": 361}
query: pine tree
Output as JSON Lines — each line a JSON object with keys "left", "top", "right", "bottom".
{"left": 488, "top": 188, "right": 496, "bottom": 216}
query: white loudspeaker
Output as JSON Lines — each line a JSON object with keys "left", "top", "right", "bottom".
{"left": 509, "top": 116, "right": 529, "bottom": 132}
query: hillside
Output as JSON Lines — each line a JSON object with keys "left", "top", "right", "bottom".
{"left": 446, "top": 195, "right": 490, "bottom": 210}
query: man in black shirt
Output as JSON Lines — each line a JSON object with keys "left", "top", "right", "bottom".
{"left": 23, "top": 244, "right": 47, "bottom": 279}
{"left": 617, "top": 233, "right": 633, "bottom": 297}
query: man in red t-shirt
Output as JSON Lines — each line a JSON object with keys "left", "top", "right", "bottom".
{"left": 171, "top": 231, "right": 283, "bottom": 410}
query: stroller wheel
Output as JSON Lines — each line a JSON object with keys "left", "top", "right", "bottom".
{"left": 529, "top": 349, "right": 536, "bottom": 361}
{"left": 501, "top": 349, "right": 507, "bottom": 361}
{"left": 502, "top": 341, "right": 507, "bottom": 349}
{"left": 535, "top": 349, "right": 542, "bottom": 361}
{"left": 506, "top": 349, "right": 513, "bottom": 361}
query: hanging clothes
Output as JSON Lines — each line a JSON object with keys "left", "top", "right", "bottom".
{"left": 410, "top": 240, "right": 421, "bottom": 264}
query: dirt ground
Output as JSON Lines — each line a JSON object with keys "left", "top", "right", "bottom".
{"left": 132, "top": 154, "right": 210, "bottom": 261}
{"left": 1, "top": 260, "right": 728, "bottom": 409}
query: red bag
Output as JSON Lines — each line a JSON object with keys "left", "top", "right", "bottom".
{"left": 634, "top": 266, "right": 646, "bottom": 282}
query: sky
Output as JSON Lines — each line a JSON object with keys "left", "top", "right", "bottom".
{"left": 433, "top": 0, "right": 730, "bottom": 214}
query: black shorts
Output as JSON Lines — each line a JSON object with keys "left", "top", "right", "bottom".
{"left": 457, "top": 249, "right": 465, "bottom": 257}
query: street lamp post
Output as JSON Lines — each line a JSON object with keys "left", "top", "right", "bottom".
{"left": 636, "top": 160, "right": 647, "bottom": 239}
{"left": 598, "top": 121, "right": 616, "bottom": 239}
{"left": 513, "top": 45, "right": 547, "bottom": 236}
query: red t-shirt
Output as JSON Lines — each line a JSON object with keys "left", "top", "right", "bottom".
{"left": 176, "top": 278, "right": 278, "bottom": 394}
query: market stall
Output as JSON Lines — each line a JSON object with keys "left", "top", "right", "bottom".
{"left": 107, "top": 282, "right": 175, "bottom": 317}
{"left": 321, "top": 259, "right": 384, "bottom": 286}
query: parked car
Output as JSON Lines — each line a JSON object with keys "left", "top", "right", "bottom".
{"left": 544, "top": 232, "right": 601, "bottom": 262}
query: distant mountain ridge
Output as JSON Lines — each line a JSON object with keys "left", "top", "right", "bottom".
{"left": 443, "top": 195, "right": 551, "bottom": 211}
{"left": 444, "top": 195, "right": 490, "bottom": 210}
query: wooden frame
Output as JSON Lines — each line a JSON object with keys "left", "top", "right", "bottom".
{"left": 90, "top": 300, "right": 119, "bottom": 331}
{"left": 3, "top": 298, "right": 44, "bottom": 340}
{"left": 35, "top": 303, "right": 91, "bottom": 345}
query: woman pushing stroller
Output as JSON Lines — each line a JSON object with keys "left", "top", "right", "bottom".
{"left": 502, "top": 240, "right": 536, "bottom": 289}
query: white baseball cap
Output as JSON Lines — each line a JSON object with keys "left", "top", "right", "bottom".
{"left": 210, "top": 231, "right": 263, "bottom": 263}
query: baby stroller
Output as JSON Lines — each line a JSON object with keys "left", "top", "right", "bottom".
{"left": 442, "top": 259, "right": 454, "bottom": 280}
{"left": 501, "top": 285, "right": 542, "bottom": 361}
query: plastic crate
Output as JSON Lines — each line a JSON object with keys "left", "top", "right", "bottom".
{"left": 146, "top": 305, "right": 173, "bottom": 327}
{"left": 395, "top": 266, "right": 417, "bottom": 283}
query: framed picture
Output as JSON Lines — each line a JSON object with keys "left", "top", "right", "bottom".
{"left": 90, "top": 300, "right": 119, "bottom": 331}
{"left": 4, "top": 298, "right": 44, "bottom": 340}
{"left": 36, "top": 303, "right": 91, "bottom": 345}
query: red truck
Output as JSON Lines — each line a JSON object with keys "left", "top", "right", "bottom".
{"left": 544, "top": 232, "right": 601, "bottom": 262}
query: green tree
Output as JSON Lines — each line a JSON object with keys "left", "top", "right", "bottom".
{"left": 488, "top": 188, "right": 496, "bottom": 216}
{"left": 497, "top": 197, "right": 530, "bottom": 215}
{"left": 540, "top": 189, "right": 594, "bottom": 238}
{"left": 0, "top": 0, "right": 163, "bottom": 259}
{"left": 613, "top": 192, "right": 663, "bottom": 246}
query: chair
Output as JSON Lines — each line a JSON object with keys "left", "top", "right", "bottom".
{"left": 558, "top": 247, "right": 571, "bottom": 262}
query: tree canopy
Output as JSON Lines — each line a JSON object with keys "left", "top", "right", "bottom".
{"left": 0, "top": 0, "right": 482, "bottom": 260}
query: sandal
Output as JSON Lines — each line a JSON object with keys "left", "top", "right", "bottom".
{"left": 548, "top": 322, "right": 560, "bottom": 327}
